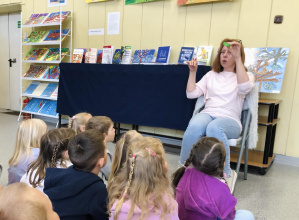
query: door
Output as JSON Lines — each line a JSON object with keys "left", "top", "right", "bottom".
{"left": 0, "top": 13, "right": 21, "bottom": 111}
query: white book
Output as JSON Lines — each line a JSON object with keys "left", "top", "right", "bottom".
{"left": 196, "top": 46, "right": 213, "bottom": 66}
{"left": 85, "top": 48, "right": 98, "bottom": 64}
{"left": 50, "top": 87, "right": 58, "bottom": 98}
{"left": 121, "top": 46, "right": 133, "bottom": 64}
{"left": 102, "top": 45, "right": 114, "bottom": 64}
{"left": 31, "top": 83, "right": 49, "bottom": 96}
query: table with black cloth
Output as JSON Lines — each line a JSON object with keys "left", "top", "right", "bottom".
{"left": 57, "top": 63, "right": 210, "bottom": 133}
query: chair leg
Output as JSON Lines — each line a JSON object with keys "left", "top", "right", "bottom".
{"left": 244, "top": 144, "right": 249, "bottom": 180}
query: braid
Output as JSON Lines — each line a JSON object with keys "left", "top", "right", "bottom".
{"left": 51, "top": 143, "right": 60, "bottom": 167}
{"left": 114, "top": 155, "right": 136, "bottom": 220}
{"left": 68, "top": 118, "right": 73, "bottom": 129}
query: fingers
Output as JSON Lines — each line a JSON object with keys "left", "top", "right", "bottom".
{"left": 187, "top": 60, "right": 197, "bottom": 67}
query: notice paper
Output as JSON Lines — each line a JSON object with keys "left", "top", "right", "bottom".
{"left": 107, "top": 12, "right": 120, "bottom": 35}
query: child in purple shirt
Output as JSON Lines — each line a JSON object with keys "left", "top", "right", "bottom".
{"left": 172, "top": 137, "right": 254, "bottom": 220}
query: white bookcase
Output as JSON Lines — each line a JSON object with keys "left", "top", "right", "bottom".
{"left": 18, "top": 9, "right": 72, "bottom": 126}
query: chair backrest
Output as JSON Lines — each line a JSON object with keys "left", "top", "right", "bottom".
{"left": 240, "top": 109, "right": 251, "bottom": 141}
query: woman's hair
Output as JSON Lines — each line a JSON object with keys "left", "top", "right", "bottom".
{"left": 172, "top": 137, "right": 226, "bottom": 190}
{"left": 108, "top": 137, "right": 176, "bottom": 220}
{"left": 8, "top": 119, "right": 47, "bottom": 166}
{"left": 85, "top": 116, "right": 113, "bottom": 135}
{"left": 212, "top": 38, "right": 246, "bottom": 73}
{"left": 108, "top": 130, "right": 142, "bottom": 187}
{"left": 68, "top": 129, "right": 106, "bottom": 172}
{"left": 68, "top": 112, "right": 92, "bottom": 133}
{"left": 27, "top": 128, "right": 76, "bottom": 188}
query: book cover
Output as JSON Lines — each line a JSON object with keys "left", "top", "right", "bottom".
{"left": 42, "top": 66, "right": 60, "bottom": 79}
{"left": 40, "top": 83, "right": 58, "bottom": 97}
{"left": 23, "top": 82, "right": 40, "bottom": 95}
{"left": 196, "top": 46, "right": 213, "bottom": 65}
{"left": 178, "top": 47, "right": 194, "bottom": 64}
{"left": 97, "top": 50, "right": 103, "bottom": 63}
{"left": 23, "top": 31, "right": 48, "bottom": 43}
{"left": 112, "top": 48, "right": 122, "bottom": 64}
{"left": 31, "top": 13, "right": 49, "bottom": 25}
{"left": 43, "top": 48, "right": 69, "bottom": 61}
{"left": 32, "top": 83, "right": 49, "bottom": 96}
{"left": 102, "top": 45, "right": 114, "bottom": 64}
{"left": 39, "top": 100, "right": 58, "bottom": 116}
{"left": 71, "top": 49, "right": 84, "bottom": 63}
{"left": 23, "top": 48, "right": 49, "bottom": 60}
{"left": 141, "top": 49, "right": 155, "bottom": 63}
{"left": 23, "top": 98, "right": 46, "bottom": 113}
{"left": 23, "top": 65, "right": 49, "bottom": 78}
{"left": 79, "top": 48, "right": 87, "bottom": 63}
{"left": 43, "top": 29, "right": 69, "bottom": 42}
{"left": 23, "top": 14, "right": 39, "bottom": 25}
{"left": 121, "top": 46, "right": 132, "bottom": 64}
{"left": 85, "top": 48, "right": 98, "bottom": 63}
{"left": 42, "top": 11, "right": 70, "bottom": 24}
{"left": 156, "top": 46, "right": 171, "bottom": 64}
{"left": 50, "top": 87, "right": 58, "bottom": 98}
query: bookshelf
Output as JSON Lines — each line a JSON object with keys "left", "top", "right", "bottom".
{"left": 18, "top": 9, "right": 72, "bottom": 127}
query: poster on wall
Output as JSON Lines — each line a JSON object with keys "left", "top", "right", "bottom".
{"left": 48, "top": 0, "right": 67, "bottom": 7}
{"left": 177, "top": 0, "right": 227, "bottom": 5}
{"left": 244, "top": 47, "right": 289, "bottom": 93}
{"left": 86, "top": 0, "right": 113, "bottom": 3}
{"left": 125, "top": 0, "right": 157, "bottom": 5}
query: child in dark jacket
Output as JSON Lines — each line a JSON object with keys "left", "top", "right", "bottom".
{"left": 44, "top": 130, "right": 109, "bottom": 220}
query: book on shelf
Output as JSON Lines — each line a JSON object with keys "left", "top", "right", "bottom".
{"left": 192, "top": 47, "right": 198, "bottom": 61}
{"left": 43, "top": 48, "right": 69, "bottom": 61}
{"left": 112, "top": 47, "right": 124, "bottom": 64}
{"left": 133, "top": 49, "right": 155, "bottom": 64}
{"left": 80, "top": 48, "right": 87, "bottom": 63}
{"left": 121, "top": 46, "right": 132, "bottom": 64}
{"left": 31, "top": 13, "right": 49, "bottom": 25}
{"left": 23, "top": 82, "right": 40, "bottom": 95}
{"left": 71, "top": 49, "right": 84, "bottom": 63}
{"left": 178, "top": 47, "right": 195, "bottom": 64}
{"left": 196, "top": 46, "right": 213, "bottom": 65}
{"left": 23, "top": 14, "right": 39, "bottom": 25}
{"left": 31, "top": 83, "right": 49, "bottom": 96}
{"left": 102, "top": 45, "right": 114, "bottom": 64}
{"left": 23, "top": 48, "right": 49, "bottom": 60}
{"left": 23, "top": 98, "right": 47, "bottom": 113}
{"left": 97, "top": 50, "right": 103, "bottom": 63}
{"left": 42, "top": 66, "right": 60, "bottom": 79}
{"left": 23, "top": 31, "right": 48, "bottom": 43}
{"left": 39, "top": 100, "right": 58, "bottom": 116}
{"left": 50, "top": 87, "right": 58, "bottom": 98}
{"left": 85, "top": 48, "right": 98, "bottom": 63}
{"left": 156, "top": 46, "right": 171, "bottom": 64}
{"left": 42, "top": 11, "right": 71, "bottom": 24}
{"left": 43, "top": 29, "right": 69, "bottom": 42}
{"left": 23, "top": 65, "right": 49, "bottom": 78}
{"left": 40, "top": 83, "right": 58, "bottom": 97}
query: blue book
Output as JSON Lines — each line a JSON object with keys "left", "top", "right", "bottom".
{"left": 23, "top": 82, "right": 40, "bottom": 95}
{"left": 178, "top": 47, "right": 194, "bottom": 64}
{"left": 40, "top": 100, "right": 57, "bottom": 116}
{"left": 112, "top": 49, "right": 122, "bottom": 64}
{"left": 156, "top": 46, "right": 171, "bottom": 64}
{"left": 23, "top": 98, "right": 47, "bottom": 113}
{"left": 132, "top": 50, "right": 142, "bottom": 64}
{"left": 141, "top": 49, "right": 155, "bottom": 63}
{"left": 40, "top": 83, "right": 58, "bottom": 97}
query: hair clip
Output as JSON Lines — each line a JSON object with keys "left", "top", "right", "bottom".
{"left": 122, "top": 194, "right": 126, "bottom": 198}
{"left": 72, "top": 116, "right": 76, "bottom": 120}
{"left": 123, "top": 134, "right": 126, "bottom": 138}
{"left": 145, "top": 147, "right": 156, "bottom": 157}
{"left": 132, "top": 155, "right": 136, "bottom": 158}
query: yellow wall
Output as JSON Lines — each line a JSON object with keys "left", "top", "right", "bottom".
{"left": 1, "top": 0, "right": 299, "bottom": 157}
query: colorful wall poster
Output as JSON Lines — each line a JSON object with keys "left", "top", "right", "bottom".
{"left": 126, "top": 0, "right": 158, "bottom": 5}
{"left": 48, "top": 0, "right": 66, "bottom": 7}
{"left": 86, "top": 0, "right": 112, "bottom": 3}
{"left": 245, "top": 47, "right": 289, "bottom": 93}
{"left": 177, "top": 0, "right": 226, "bottom": 6}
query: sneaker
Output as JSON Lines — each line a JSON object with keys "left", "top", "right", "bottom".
{"left": 225, "top": 170, "right": 237, "bottom": 194}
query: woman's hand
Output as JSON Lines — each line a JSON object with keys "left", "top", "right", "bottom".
{"left": 187, "top": 60, "right": 198, "bottom": 73}
{"left": 227, "top": 41, "right": 241, "bottom": 61}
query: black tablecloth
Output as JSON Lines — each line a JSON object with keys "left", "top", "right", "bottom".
{"left": 57, "top": 63, "right": 210, "bottom": 131}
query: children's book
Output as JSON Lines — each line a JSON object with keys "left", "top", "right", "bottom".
{"left": 121, "top": 46, "right": 133, "bottom": 64}
{"left": 43, "top": 29, "right": 69, "bottom": 42}
{"left": 23, "top": 82, "right": 40, "bottom": 95}
{"left": 178, "top": 47, "right": 195, "bottom": 64}
{"left": 43, "top": 48, "right": 69, "bottom": 61}
{"left": 102, "top": 45, "right": 114, "bottom": 64}
{"left": 141, "top": 49, "right": 155, "bottom": 63}
{"left": 97, "top": 50, "right": 103, "bottom": 63}
{"left": 23, "top": 14, "right": 39, "bottom": 25}
{"left": 39, "top": 100, "right": 58, "bottom": 116}
{"left": 23, "top": 65, "right": 49, "bottom": 78}
{"left": 42, "top": 66, "right": 60, "bottom": 79}
{"left": 80, "top": 48, "right": 87, "bottom": 63}
{"left": 132, "top": 50, "right": 142, "bottom": 64}
{"left": 112, "top": 48, "right": 124, "bottom": 64}
{"left": 32, "top": 83, "right": 49, "bottom": 96}
{"left": 156, "top": 46, "right": 171, "bottom": 64}
{"left": 23, "top": 98, "right": 47, "bottom": 113}
{"left": 23, "top": 31, "right": 48, "bottom": 43}
{"left": 71, "top": 49, "right": 84, "bottom": 63}
{"left": 85, "top": 48, "right": 98, "bottom": 63}
{"left": 23, "top": 48, "right": 49, "bottom": 60}
{"left": 31, "top": 13, "right": 49, "bottom": 25}
{"left": 50, "top": 87, "right": 59, "bottom": 98}
{"left": 42, "top": 11, "right": 71, "bottom": 24}
{"left": 192, "top": 47, "right": 198, "bottom": 61}
{"left": 196, "top": 46, "right": 213, "bottom": 65}
{"left": 40, "top": 83, "right": 58, "bottom": 97}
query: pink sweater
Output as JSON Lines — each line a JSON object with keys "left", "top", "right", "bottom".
{"left": 187, "top": 70, "right": 255, "bottom": 129}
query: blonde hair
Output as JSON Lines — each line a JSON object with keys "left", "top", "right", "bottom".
{"left": 0, "top": 183, "right": 47, "bottom": 220}
{"left": 108, "top": 137, "right": 175, "bottom": 220}
{"left": 8, "top": 119, "right": 47, "bottom": 166}
{"left": 108, "top": 130, "right": 142, "bottom": 187}
{"left": 68, "top": 112, "right": 92, "bottom": 133}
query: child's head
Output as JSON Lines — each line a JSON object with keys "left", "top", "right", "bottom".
{"left": 68, "top": 112, "right": 92, "bottom": 133}
{"left": 108, "top": 130, "right": 143, "bottom": 184}
{"left": 85, "top": 116, "right": 115, "bottom": 142}
{"left": 68, "top": 129, "right": 107, "bottom": 173}
{"left": 108, "top": 137, "right": 174, "bottom": 220}
{"left": 172, "top": 137, "right": 226, "bottom": 190}
{"left": 9, "top": 119, "right": 47, "bottom": 166}
{"left": 28, "top": 128, "right": 76, "bottom": 188}
{"left": 0, "top": 182, "right": 59, "bottom": 220}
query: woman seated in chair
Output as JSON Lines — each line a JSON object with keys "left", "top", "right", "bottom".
{"left": 179, "top": 38, "right": 255, "bottom": 189}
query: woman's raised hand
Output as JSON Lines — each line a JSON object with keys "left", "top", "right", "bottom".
{"left": 187, "top": 60, "right": 198, "bottom": 73}
{"left": 227, "top": 41, "right": 241, "bottom": 60}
